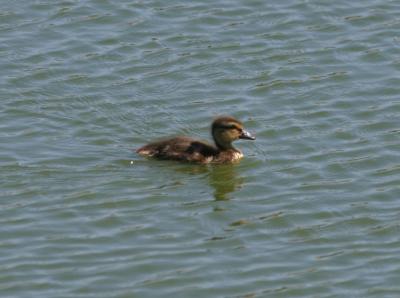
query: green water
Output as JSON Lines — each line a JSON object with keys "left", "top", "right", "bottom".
{"left": 1, "top": 0, "right": 400, "bottom": 297}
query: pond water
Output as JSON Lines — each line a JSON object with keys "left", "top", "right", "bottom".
{"left": 1, "top": 0, "right": 399, "bottom": 297}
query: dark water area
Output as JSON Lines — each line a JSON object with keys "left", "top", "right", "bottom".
{"left": 1, "top": 1, "right": 399, "bottom": 297}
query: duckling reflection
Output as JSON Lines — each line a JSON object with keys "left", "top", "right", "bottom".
{"left": 136, "top": 116, "right": 255, "bottom": 164}
{"left": 172, "top": 163, "right": 244, "bottom": 200}
{"left": 209, "top": 164, "right": 244, "bottom": 200}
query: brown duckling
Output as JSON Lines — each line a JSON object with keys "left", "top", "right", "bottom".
{"left": 136, "top": 116, "right": 255, "bottom": 164}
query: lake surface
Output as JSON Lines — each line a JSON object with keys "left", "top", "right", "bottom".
{"left": 1, "top": 0, "right": 400, "bottom": 297}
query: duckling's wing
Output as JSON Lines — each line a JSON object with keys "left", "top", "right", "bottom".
{"left": 137, "top": 137, "right": 217, "bottom": 163}
{"left": 136, "top": 137, "right": 191, "bottom": 156}
{"left": 184, "top": 141, "right": 218, "bottom": 161}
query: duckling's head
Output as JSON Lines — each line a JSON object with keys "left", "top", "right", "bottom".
{"left": 211, "top": 116, "right": 255, "bottom": 150}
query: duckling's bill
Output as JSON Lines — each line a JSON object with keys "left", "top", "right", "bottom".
{"left": 239, "top": 129, "right": 256, "bottom": 140}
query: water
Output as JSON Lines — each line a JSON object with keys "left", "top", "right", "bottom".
{"left": 1, "top": 0, "right": 400, "bottom": 297}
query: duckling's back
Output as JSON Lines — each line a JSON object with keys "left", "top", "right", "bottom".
{"left": 136, "top": 136, "right": 218, "bottom": 163}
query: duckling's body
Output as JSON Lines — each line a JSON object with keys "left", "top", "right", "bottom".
{"left": 137, "top": 137, "right": 242, "bottom": 163}
{"left": 136, "top": 116, "right": 255, "bottom": 164}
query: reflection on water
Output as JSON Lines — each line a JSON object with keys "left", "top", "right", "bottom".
{"left": 172, "top": 163, "right": 244, "bottom": 200}
{"left": 208, "top": 164, "right": 244, "bottom": 200}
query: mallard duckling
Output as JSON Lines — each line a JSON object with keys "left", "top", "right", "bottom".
{"left": 136, "top": 116, "right": 255, "bottom": 164}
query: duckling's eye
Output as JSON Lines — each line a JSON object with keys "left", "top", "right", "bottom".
{"left": 231, "top": 126, "right": 243, "bottom": 132}
{"left": 220, "top": 123, "right": 242, "bottom": 131}
{"left": 224, "top": 123, "right": 238, "bottom": 129}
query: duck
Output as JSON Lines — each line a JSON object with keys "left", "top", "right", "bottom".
{"left": 136, "top": 116, "right": 255, "bottom": 164}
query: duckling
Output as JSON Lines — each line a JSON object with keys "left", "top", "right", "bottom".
{"left": 136, "top": 116, "right": 255, "bottom": 164}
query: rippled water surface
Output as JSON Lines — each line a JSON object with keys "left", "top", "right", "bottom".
{"left": 1, "top": 0, "right": 400, "bottom": 297}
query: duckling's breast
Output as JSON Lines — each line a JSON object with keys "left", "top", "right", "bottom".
{"left": 233, "top": 151, "right": 244, "bottom": 160}
{"left": 213, "top": 150, "right": 243, "bottom": 163}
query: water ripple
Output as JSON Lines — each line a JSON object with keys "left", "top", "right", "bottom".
{"left": 1, "top": 0, "right": 400, "bottom": 297}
